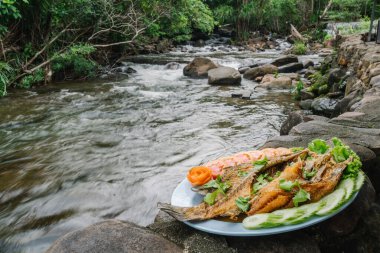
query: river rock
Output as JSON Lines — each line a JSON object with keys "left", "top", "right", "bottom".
{"left": 311, "top": 97, "right": 339, "bottom": 116}
{"left": 330, "top": 96, "right": 380, "bottom": 129}
{"left": 289, "top": 120, "right": 380, "bottom": 155}
{"left": 259, "top": 74, "right": 292, "bottom": 89}
{"left": 300, "top": 89, "right": 315, "bottom": 100}
{"left": 194, "top": 39, "right": 205, "bottom": 47}
{"left": 271, "top": 55, "right": 299, "bottom": 67}
{"left": 369, "top": 68, "right": 380, "bottom": 79}
{"left": 303, "top": 60, "right": 315, "bottom": 69}
{"left": 370, "top": 75, "right": 380, "bottom": 86}
{"left": 280, "top": 111, "right": 328, "bottom": 135}
{"left": 183, "top": 57, "right": 218, "bottom": 78}
{"left": 319, "top": 178, "right": 375, "bottom": 237}
{"left": 300, "top": 99, "right": 313, "bottom": 110}
{"left": 150, "top": 211, "right": 235, "bottom": 253}
{"left": 46, "top": 220, "right": 182, "bottom": 253}
{"left": 208, "top": 67, "right": 242, "bottom": 85}
{"left": 243, "top": 64, "right": 278, "bottom": 80}
{"left": 278, "top": 62, "right": 304, "bottom": 73}
{"left": 327, "top": 68, "right": 347, "bottom": 87}
{"left": 238, "top": 66, "right": 250, "bottom": 74}
{"left": 227, "top": 232, "right": 320, "bottom": 253}
{"left": 164, "top": 62, "right": 181, "bottom": 70}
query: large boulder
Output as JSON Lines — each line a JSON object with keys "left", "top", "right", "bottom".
{"left": 311, "top": 97, "right": 339, "bottom": 116}
{"left": 271, "top": 55, "right": 299, "bottom": 67}
{"left": 46, "top": 220, "right": 182, "bottom": 253}
{"left": 208, "top": 67, "right": 241, "bottom": 85}
{"left": 280, "top": 111, "right": 328, "bottom": 135}
{"left": 243, "top": 64, "right": 278, "bottom": 80}
{"left": 278, "top": 62, "right": 304, "bottom": 73}
{"left": 183, "top": 57, "right": 218, "bottom": 78}
{"left": 259, "top": 74, "right": 292, "bottom": 89}
{"left": 330, "top": 96, "right": 380, "bottom": 129}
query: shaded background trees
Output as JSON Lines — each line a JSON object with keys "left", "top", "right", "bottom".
{"left": 0, "top": 0, "right": 379, "bottom": 96}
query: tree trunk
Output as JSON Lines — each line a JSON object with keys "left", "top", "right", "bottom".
{"left": 368, "top": 0, "right": 377, "bottom": 42}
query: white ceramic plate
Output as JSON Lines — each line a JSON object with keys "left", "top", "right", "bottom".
{"left": 171, "top": 179, "right": 358, "bottom": 236}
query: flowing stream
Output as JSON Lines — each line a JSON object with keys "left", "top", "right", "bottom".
{"left": 0, "top": 37, "right": 319, "bottom": 252}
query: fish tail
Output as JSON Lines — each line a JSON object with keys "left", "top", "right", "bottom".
{"left": 157, "top": 202, "right": 188, "bottom": 221}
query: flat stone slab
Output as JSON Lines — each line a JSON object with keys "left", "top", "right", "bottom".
{"left": 46, "top": 220, "right": 182, "bottom": 253}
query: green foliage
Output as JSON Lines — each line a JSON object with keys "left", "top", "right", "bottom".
{"left": 308, "top": 71, "right": 329, "bottom": 95}
{"left": 292, "top": 41, "right": 307, "bottom": 55}
{"left": 0, "top": 0, "right": 29, "bottom": 36}
{"left": 291, "top": 80, "right": 304, "bottom": 100}
{"left": 20, "top": 69, "right": 44, "bottom": 88}
{"left": 52, "top": 44, "right": 97, "bottom": 79}
{"left": 0, "top": 61, "right": 14, "bottom": 97}
{"left": 213, "top": 4, "right": 234, "bottom": 24}
{"left": 141, "top": 0, "right": 215, "bottom": 42}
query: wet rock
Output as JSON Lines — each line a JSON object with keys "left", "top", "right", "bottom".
{"left": 227, "top": 232, "right": 320, "bottom": 253}
{"left": 183, "top": 57, "right": 218, "bottom": 78}
{"left": 300, "top": 99, "right": 313, "bottom": 110}
{"left": 370, "top": 75, "right": 380, "bottom": 86}
{"left": 46, "top": 220, "right": 182, "bottom": 253}
{"left": 280, "top": 111, "right": 329, "bottom": 135}
{"left": 310, "top": 97, "right": 339, "bottom": 116}
{"left": 320, "top": 178, "right": 375, "bottom": 237}
{"left": 263, "top": 134, "right": 376, "bottom": 162}
{"left": 289, "top": 120, "right": 380, "bottom": 155}
{"left": 278, "top": 62, "right": 304, "bottom": 73}
{"left": 331, "top": 96, "right": 380, "bottom": 129}
{"left": 303, "top": 60, "right": 315, "bottom": 69}
{"left": 164, "top": 62, "right": 181, "bottom": 70}
{"left": 259, "top": 75, "right": 292, "bottom": 89}
{"left": 304, "top": 69, "right": 316, "bottom": 79}
{"left": 243, "top": 64, "right": 278, "bottom": 80}
{"left": 280, "top": 111, "right": 309, "bottom": 135}
{"left": 194, "top": 39, "right": 205, "bottom": 47}
{"left": 271, "top": 55, "right": 299, "bottom": 67}
{"left": 149, "top": 212, "right": 235, "bottom": 253}
{"left": 238, "top": 66, "right": 250, "bottom": 74}
{"left": 369, "top": 68, "right": 380, "bottom": 79}
{"left": 300, "top": 89, "right": 315, "bottom": 100}
{"left": 208, "top": 67, "right": 241, "bottom": 85}
{"left": 93, "top": 135, "right": 124, "bottom": 148}
{"left": 327, "top": 68, "right": 347, "bottom": 87}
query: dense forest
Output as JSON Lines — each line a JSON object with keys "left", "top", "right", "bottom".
{"left": 0, "top": 0, "right": 379, "bottom": 97}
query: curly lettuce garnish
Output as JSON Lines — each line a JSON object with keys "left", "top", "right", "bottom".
{"left": 330, "top": 137, "right": 362, "bottom": 179}
{"left": 308, "top": 139, "right": 330, "bottom": 154}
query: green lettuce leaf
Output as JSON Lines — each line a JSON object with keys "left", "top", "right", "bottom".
{"left": 308, "top": 139, "right": 330, "bottom": 154}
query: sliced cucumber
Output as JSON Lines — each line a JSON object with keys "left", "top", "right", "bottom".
{"left": 316, "top": 188, "right": 346, "bottom": 216}
{"left": 287, "top": 202, "right": 324, "bottom": 225}
{"left": 243, "top": 213, "right": 271, "bottom": 229}
{"left": 355, "top": 171, "right": 365, "bottom": 192}
{"left": 337, "top": 178, "right": 355, "bottom": 201}
{"left": 267, "top": 207, "right": 305, "bottom": 224}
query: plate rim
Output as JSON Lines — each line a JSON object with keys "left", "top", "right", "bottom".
{"left": 171, "top": 178, "right": 358, "bottom": 236}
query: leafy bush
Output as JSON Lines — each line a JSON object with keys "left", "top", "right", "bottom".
{"left": 308, "top": 71, "right": 329, "bottom": 95}
{"left": 20, "top": 69, "right": 45, "bottom": 88}
{"left": 292, "top": 41, "right": 307, "bottom": 55}
{"left": 52, "top": 44, "right": 98, "bottom": 79}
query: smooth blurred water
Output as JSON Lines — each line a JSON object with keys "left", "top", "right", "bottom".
{"left": 0, "top": 39, "right": 313, "bottom": 252}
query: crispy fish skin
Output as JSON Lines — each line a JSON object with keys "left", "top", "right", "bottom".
{"left": 246, "top": 154, "right": 351, "bottom": 216}
{"left": 158, "top": 151, "right": 305, "bottom": 221}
